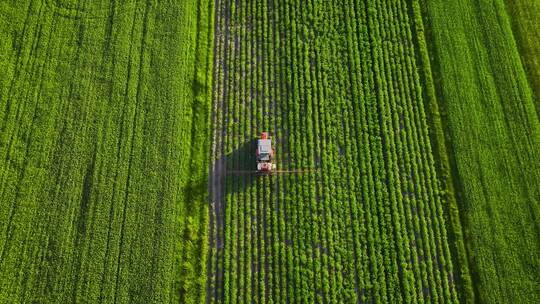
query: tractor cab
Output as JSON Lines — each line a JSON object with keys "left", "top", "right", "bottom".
{"left": 257, "top": 132, "right": 274, "bottom": 172}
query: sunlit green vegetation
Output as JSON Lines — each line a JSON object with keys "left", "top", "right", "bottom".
{"left": 420, "top": 0, "right": 540, "bottom": 302}
{"left": 0, "top": 0, "right": 213, "bottom": 303}
{"left": 208, "top": 0, "right": 464, "bottom": 302}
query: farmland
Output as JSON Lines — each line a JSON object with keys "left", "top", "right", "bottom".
{"left": 505, "top": 0, "right": 540, "bottom": 108}
{"left": 207, "top": 0, "right": 465, "bottom": 302}
{"left": 420, "top": 0, "right": 540, "bottom": 302}
{"left": 0, "top": 0, "right": 213, "bottom": 303}
{"left": 1, "top": 0, "right": 539, "bottom": 303}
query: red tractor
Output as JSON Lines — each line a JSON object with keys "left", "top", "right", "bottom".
{"left": 227, "top": 131, "right": 315, "bottom": 175}
{"left": 256, "top": 132, "right": 275, "bottom": 172}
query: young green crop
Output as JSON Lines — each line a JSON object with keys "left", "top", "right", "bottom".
{"left": 504, "top": 0, "right": 540, "bottom": 111}
{"left": 208, "top": 0, "right": 464, "bottom": 302}
{"left": 419, "top": 0, "right": 540, "bottom": 302}
{"left": 0, "top": 1, "right": 213, "bottom": 303}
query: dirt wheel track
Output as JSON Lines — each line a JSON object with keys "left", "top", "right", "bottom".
{"left": 206, "top": 0, "right": 229, "bottom": 302}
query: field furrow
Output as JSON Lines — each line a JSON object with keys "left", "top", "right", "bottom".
{"left": 208, "top": 0, "right": 463, "bottom": 302}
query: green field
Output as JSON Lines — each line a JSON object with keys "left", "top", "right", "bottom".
{"left": 207, "top": 0, "right": 463, "bottom": 302}
{"left": 420, "top": 0, "right": 540, "bottom": 302}
{"left": 1, "top": 0, "right": 539, "bottom": 303}
{"left": 0, "top": 0, "right": 213, "bottom": 303}
{"left": 505, "top": 0, "right": 540, "bottom": 109}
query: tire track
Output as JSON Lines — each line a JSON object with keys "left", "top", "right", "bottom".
{"left": 113, "top": 0, "right": 149, "bottom": 301}
{"left": 206, "top": 0, "right": 224, "bottom": 301}
{"left": 207, "top": 0, "right": 230, "bottom": 301}
{"left": 0, "top": 1, "right": 44, "bottom": 252}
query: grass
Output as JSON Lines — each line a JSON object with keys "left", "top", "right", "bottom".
{"left": 504, "top": 0, "right": 540, "bottom": 111}
{"left": 1, "top": 0, "right": 538, "bottom": 303}
{"left": 420, "top": 0, "right": 540, "bottom": 302}
{"left": 0, "top": 0, "right": 213, "bottom": 303}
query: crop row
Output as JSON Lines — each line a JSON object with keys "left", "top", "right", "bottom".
{"left": 208, "top": 0, "right": 461, "bottom": 303}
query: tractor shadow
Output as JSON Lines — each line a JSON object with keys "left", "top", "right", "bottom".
{"left": 219, "top": 137, "right": 272, "bottom": 195}
{"left": 224, "top": 138, "right": 257, "bottom": 171}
